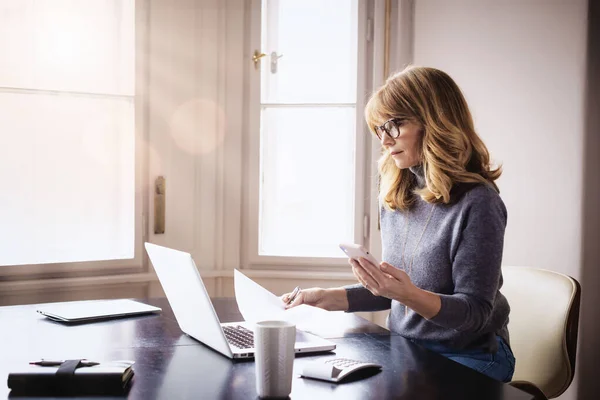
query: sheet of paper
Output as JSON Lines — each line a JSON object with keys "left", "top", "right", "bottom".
{"left": 233, "top": 269, "right": 285, "bottom": 323}
{"left": 233, "top": 269, "right": 330, "bottom": 331}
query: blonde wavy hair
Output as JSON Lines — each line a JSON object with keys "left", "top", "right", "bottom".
{"left": 365, "top": 66, "right": 502, "bottom": 211}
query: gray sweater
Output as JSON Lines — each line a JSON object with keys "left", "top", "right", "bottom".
{"left": 346, "top": 165, "right": 510, "bottom": 353}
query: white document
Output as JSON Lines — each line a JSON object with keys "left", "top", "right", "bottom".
{"left": 233, "top": 269, "right": 329, "bottom": 330}
{"left": 233, "top": 269, "right": 286, "bottom": 323}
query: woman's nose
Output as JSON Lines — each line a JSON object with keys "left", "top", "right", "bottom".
{"left": 381, "top": 132, "right": 394, "bottom": 147}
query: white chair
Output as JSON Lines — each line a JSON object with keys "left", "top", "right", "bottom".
{"left": 501, "top": 266, "right": 581, "bottom": 400}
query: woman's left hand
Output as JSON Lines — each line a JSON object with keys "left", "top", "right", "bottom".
{"left": 349, "top": 258, "right": 416, "bottom": 303}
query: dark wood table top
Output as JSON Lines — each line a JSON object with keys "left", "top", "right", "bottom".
{"left": 0, "top": 297, "right": 533, "bottom": 400}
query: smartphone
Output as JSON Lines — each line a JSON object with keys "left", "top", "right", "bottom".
{"left": 339, "top": 243, "right": 381, "bottom": 266}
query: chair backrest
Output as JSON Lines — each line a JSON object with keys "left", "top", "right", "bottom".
{"left": 501, "top": 266, "right": 581, "bottom": 399}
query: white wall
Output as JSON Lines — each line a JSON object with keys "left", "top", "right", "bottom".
{"left": 413, "top": 0, "right": 587, "bottom": 277}
{"left": 410, "top": 1, "right": 589, "bottom": 399}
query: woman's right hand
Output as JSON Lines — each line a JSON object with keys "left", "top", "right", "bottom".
{"left": 281, "top": 287, "right": 349, "bottom": 312}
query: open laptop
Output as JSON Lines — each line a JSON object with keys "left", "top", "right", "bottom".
{"left": 145, "top": 242, "right": 336, "bottom": 359}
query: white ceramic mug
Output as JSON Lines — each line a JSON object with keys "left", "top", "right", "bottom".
{"left": 255, "top": 320, "right": 296, "bottom": 398}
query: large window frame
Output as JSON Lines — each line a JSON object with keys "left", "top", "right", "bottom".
{"left": 0, "top": 1, "right": 149, "bottom": 280}
{"left": 243, "top": 0, "right": 374, "bottom": 270}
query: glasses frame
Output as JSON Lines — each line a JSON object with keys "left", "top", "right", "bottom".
{"left": 374, "top": 118, "right": 405, "bottom": 141}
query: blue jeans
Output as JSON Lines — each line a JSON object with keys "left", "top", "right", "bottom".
{"left": 412, "top": 336, "right": 516, "bottom": 382}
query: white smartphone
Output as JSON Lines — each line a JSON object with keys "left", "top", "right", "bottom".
{"left": 339, "top": 243, "right": 381, "bottom": 266}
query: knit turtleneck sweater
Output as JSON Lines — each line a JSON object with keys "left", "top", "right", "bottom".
{"left": 345, "top": 165, "right": 510, "bottom": 352}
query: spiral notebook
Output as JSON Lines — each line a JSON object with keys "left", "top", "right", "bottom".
{"left": 36, "top": 299, "right": 161, "bottom": 323}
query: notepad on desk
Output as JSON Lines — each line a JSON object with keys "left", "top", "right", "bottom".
{"left": 36, "top": 299, "right": 161, "bottom": 323}
{"left": 7, "top": 360, "right": 135, "bottom": 395}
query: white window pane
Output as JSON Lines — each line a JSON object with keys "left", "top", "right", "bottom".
{"left": 0, "top": 0, "right": 134, "bottom": 95}
{"left": 261, "top": 0, "right": 358, "bottom": 104}
{"left": 0, "top": 92, "right": 135, "bottom": 266}
{"left": 260, "top": 106, "right": 356, "bottom": 257}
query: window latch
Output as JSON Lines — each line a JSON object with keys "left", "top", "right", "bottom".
{"left": 253, "top": 50, "right": 284, "bottom": 73}
{"left": 270, "top": 51, "right": 283, "bottom": 74}
{"left": 253, "top": 50, "right": 267, "bottom": 69}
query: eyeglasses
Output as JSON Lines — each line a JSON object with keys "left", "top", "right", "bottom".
{"left": 374, "top": 118, "right": 405, "bottom": 140}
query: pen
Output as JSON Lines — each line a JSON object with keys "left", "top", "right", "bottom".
{"left": 286, "top": 286, "right": 301, "bottom": 305}
{"left": 29, "top": 360, "right": 100, "bottom": 367}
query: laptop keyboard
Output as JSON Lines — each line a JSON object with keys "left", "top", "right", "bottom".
{"left": 223, "top": 325, "right": 254, "bottom": 349}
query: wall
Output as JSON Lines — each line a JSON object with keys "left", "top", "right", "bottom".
{"left": 410, "top": 1, "right": 591, "bottom": 399}
{"left": 578, "top": 1, "right": 600, "bottom": 398}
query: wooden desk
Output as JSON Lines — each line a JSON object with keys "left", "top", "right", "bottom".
{"left": 0, "top": 298, "right": 533, "bottom": 399}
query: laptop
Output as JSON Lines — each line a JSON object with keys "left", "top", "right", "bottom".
{"left": 36, "top": 299, "right": 161, "bottom": 323}
{"left": 145, "top": 242, "right": 336, "bottom": 359}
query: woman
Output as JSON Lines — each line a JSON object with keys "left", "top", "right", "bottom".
{"left": 282, "top": 66, "right": 515, "bottom": 382}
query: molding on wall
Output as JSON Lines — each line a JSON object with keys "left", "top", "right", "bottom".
{"left": 0, "top": 269, "right": 356, "bottom": 295}
{"left": 0, "top": 273, "right": 157, "bottom": 293}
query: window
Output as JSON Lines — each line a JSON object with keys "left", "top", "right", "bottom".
{"left": 0, "top": 0, "right": 142, "bottom": 270}
{"left": 245, "top": 0, "right": 369, "bottom": 266}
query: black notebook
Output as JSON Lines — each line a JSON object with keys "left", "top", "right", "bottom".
{"left": 7, "top": 360, "right": 134, "bottom": 395}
